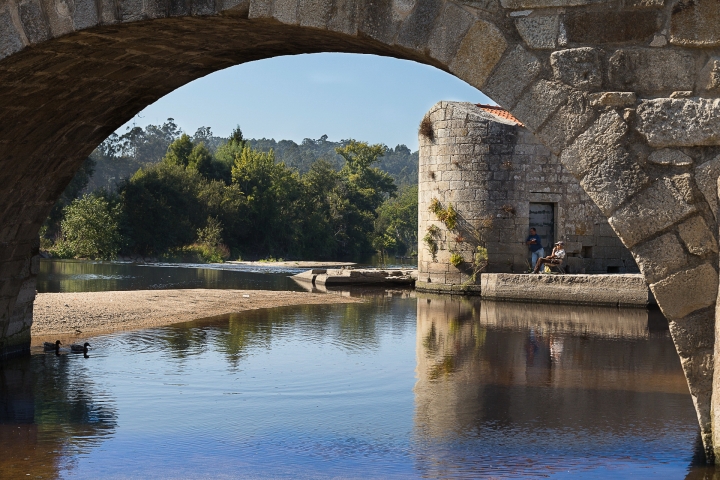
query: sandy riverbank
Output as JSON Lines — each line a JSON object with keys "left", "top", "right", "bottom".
{"left": 31, "top": 289, "right": 365, "bottom": 344}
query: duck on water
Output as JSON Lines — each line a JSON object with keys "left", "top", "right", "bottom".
{"left": 42, "top": 340, "right": 90, "bottom": 355}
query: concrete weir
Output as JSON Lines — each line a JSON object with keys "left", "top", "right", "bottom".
{"left": 292, "top": 269, "right": 417, "bottom": 287}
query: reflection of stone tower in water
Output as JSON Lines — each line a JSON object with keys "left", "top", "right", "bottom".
{"left": 417, "top": 102, "right": 638, "bottom": 293}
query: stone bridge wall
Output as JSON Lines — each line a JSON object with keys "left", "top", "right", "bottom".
{"left": 0, "top": 0, "right": 720, "bottom": 462}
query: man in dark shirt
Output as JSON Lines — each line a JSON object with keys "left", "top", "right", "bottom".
{"left": 526, "top": 228, "right": 544, "bottom": 270}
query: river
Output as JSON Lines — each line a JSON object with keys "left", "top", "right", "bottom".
{"left": 0, "top": 260, "right": 714, "bottom": 478}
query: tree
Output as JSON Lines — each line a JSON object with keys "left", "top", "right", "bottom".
{"left": 54, "top": 194, "right": 122, "bottom": 260}
{"left": 374, "top": 185, "right": 418, "bottom": 256}
{"left": 163, "top": 134, "right": 194, "bottom": 167}
{"left": 333, "top": 140, "right": 398, "bottom": 258}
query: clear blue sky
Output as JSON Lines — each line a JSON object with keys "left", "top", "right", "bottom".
{"left": 119, "top": 53, "right": 494, "bottom": 151}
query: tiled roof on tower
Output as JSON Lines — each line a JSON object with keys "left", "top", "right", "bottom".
{"left": 476, "top": 104, "right": 524, "bottom": 127}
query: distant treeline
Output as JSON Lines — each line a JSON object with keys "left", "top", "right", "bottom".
{"left": 43, "top": 120, "right": 418, "bottom": 263}
{"left": 84, "top": 119, "right": 418, "bottom": 192}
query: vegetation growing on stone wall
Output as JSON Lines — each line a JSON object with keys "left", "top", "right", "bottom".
{"left": 465, "top": 246, "right": 489, "bottom": 285}
{"left": 429, "top": 198, "right": 458, "bottom": 230}
{"left": 449, "top": 252, "right": 464, "bottom": 267}
{"left": 423, "top": 225, "right": 440, "bottom": 261}
{"left": 419, "top": 116, "right": 434, "bottom": 141}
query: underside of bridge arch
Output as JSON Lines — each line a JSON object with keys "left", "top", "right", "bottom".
{"left": 2, "top": 0, "right": 720, "bottom": 463}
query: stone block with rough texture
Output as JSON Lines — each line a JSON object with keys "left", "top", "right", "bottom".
{"left": 560, "top": 111, "right": 628, "bottom": 178}
{"left": 678, "top": 216, "right": 717, "bottom": 257}
{"left": 608, "top": 50, "right": 696, "bottom": 94}
{"left": 670, "top": 0, "right": 720, "bottom": 47}
{"left": 588, "top": 92, "right": 636, "bottom": 107}
{"left": 636, "top": 98, "right": 720, "bottom": 148}
{"left": 449, "top": 20, "right": 507, "bottom": 91}
{"left": 648, "top": 149, "right": 693, "bottom": 166}
{"left": 609, "top": 175, "right": 697, "bottom": 248}
{"left": 695, "top": 156, "right": 720, "bottom": 221}
{"left": 650, "top": 263, "right": 718, "bottom": 320}
{"left": 550, "top": 48, "right": 602, "bottom": 90}
{"left": 632, "top": 233, "right": 687, "bottom": 284}
{"left": 482, "top": 46, "right": 541, "bottom": 109}
{"left": 515, "top": 15, "right": 559, "bottom": 50}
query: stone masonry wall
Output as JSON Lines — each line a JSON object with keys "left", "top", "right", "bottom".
{"left": 418, "top": 101, "right": 637, "bottom": 290}
{"left": 0, "top": 239, "right": 39, "bottom": 359}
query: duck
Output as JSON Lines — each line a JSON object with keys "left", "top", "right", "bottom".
{"left": 70, "top": 342, "right": 90, "bottom": 354}
{"left": 43, "top": 340, "right": 61, "bottom": 353}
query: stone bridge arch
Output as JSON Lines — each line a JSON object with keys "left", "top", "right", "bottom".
{"left": 1, "top": 0, "right": 720, "bottom": 462}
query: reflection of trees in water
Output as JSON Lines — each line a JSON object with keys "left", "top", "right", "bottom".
{"left": 0, "top": 354, "right": 117, "bottom": 477}
{"left": 153, "top": 298, "right": 413, "bottom": 368}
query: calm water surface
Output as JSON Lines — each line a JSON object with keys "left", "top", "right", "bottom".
{"left": 1, "top": 261, "right": 714, "bottom": 478}
{"left": 36, "top": 257, "right": 417, "bottom": 293}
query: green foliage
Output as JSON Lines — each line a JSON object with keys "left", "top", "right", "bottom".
{"left": 163, "top": 134, "right": 195, "bottom": 167}
{"left": 51, "top": 194, "right": 122, "bottom": 260}
{"left": 43, "top": 155, "right": 96, "bottom": 240}
{"left": 423, "top": 226, "right": 440, "bottom": 261}
{"left": 429, "top": 198, "right": 458, "bottom": 230}
{"left": 47, "top": 125, "right": 418, "bottom": 263}
{"left": 164, "top": 243, "right": 231, "bottom": 263}
{"left": 374, "top": 185, "right": 418, "bottom": 256}
{"left": 197, "top": 216, "right": 224, "bottom": 247}
{"left": 449, "top": 252, "right": 464, "bottom": 267}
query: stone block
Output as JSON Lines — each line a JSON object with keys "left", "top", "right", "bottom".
{"left": 588, "top": 92, "right": 636, "bottom": 108}
{"left": 580, "top": 152, "right": 649, "bottom": 216}
{"left": 515, "top": 15, "right": 559, "bottom": 50}
{"left": 565, "top": 10, "right": 659, "bottom": 44}
{"left": 678, "top": 216, "right": 717, "bottom": 257}
{"left": 550, "top": 47, "right": 601, "bottom": 90}
{"left": 0, "top": 7, "right": 25, "bottom": 61}
{"left": 482, "top": 45, "right": 541, "bottom": 110}
{"left": 427, "top": 3, "right": 474, "bottom": 66}
{"left": 625, "top": 0, "right": 664, "bottom": 7}
{"left": 357, "top": 0, "right": 402, "bottom": 44}
{"left": 449, "top": 20, "right": 507, "bottom": 91}
{"left": 297, "top": 0, "right": 330, "bottom": 28}
{"left": 248, "top": 0, "right": 273, "bottom": 17}
{"left": 636, "top": 98, "right": 720, "bottom": 148}
{"left": 698, "top": 57, "right": 720, "bottom": 93}
{"left": 500, "top": 0, "right": 599, "bottom": 7}
{"left": 651, "top": 263, "right": 718, "bottom": 320}
{"left": 271, "top": 0, "right": 297, "bottom": 23}
{"left": 695, "top": 155, "right": 720, "bottom": 220}
{"left": 648, "top": 148, "right": 693, "bottom": 167}
{"left": 326, "top": 0, "right": 357, "bottom": 35}
{"left": 608, "top": 49, "right": 695, "bottom": 94}
{"left": 168, "top": 0, "right": 191, "bottom": 16}
{"left": 632, "top": 232, "right": 687, "bottom": 284}
{"left": 609, "top": 175, "right": 697, "bottom": 248}
{"left": 560, "top": 110, "right": 628, "bottom": 178}
{"left": 670, "top": 0, "right": 720, "bottom": 47}
{"left": 396, "top": 0, "right": 442, "bottom": 51}
{"left": 537, "top": 91, "right": 596, "bottom": 154}
{"left": 512, "top": 80, "right": 570, "bottom": 132}
{"left": 19, "top": 0, "right": 51, "bottom": 43}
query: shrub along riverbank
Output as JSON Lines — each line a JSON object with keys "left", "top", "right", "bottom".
{"left": 42, "top": 125, "right": 418, "bottom": 263}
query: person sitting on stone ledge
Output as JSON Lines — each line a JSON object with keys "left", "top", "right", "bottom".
{"left": 533, "top": 241, "right": 566, "bottom": 274}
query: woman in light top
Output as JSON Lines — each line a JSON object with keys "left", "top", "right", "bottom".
{"left": 532, "top": 241, "right": 566, "bottom": 274}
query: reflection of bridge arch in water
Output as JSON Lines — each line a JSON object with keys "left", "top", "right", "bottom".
{"left": 1, "top": 0, "right": 720, "bottom": 460}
